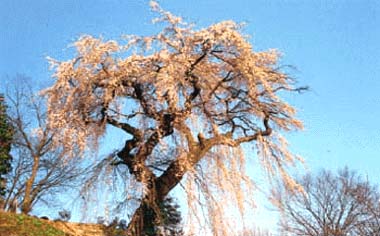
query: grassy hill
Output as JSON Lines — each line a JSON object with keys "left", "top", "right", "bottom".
{"left": 0, "top": 211, "right": 66, "bottom": 236}
{"left": 0, "top": 211, "right": 107, "bottom": 236}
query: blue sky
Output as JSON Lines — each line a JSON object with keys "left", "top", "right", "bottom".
{"left": 1, "top": 0, "right": 380, "bottom": 230}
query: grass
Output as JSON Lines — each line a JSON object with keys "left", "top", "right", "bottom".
{"left": 0, "top": 211, "right": 67, "bottom": 236}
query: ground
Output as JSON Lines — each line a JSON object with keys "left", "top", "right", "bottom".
{"left": 0, "top": 211, "right": 108, "bottom": 236}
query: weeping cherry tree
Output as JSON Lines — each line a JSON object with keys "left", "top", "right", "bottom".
{"left": 43, "top": 2, "right": 305, "bottom": 235}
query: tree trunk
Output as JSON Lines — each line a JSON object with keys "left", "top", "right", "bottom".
{"left": 21, "top": 155, "right": 39, "bottom": 214}
{"left": 127, "top": 202, "right": 160, "bottom": 236}
{"left": 126, "top": 150, "right": 208, "bottom": 235}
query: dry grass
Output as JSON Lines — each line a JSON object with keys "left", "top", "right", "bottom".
{"left": 0, "top": 211, "right": 109, "bottom": 236}
{"left": 0, "top": 211, "right": 66, "bottom": 236}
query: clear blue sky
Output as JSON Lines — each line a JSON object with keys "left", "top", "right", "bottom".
{"left": 1, "top": 0, "right": 380, "bottom": 230}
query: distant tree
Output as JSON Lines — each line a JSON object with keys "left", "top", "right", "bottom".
{"left": 118, "top": 219, "right": 128, "bottom": 230}
{"left": 2, "top": 78, "right": 90, "bottom": 214}
{"left": 97, "top": 216, "right": 106, "bottom": 225}
{"left": 43, "top": 2, "right": 305, "bottom": 235}
{"left": 273, "top": 168, "right": 380, "bottom": 236}
{"left": 0, "top": 94, "right": 13, "bottom": 199}
{"left": 58, "top": 209, "right": 71, "bottom": 221}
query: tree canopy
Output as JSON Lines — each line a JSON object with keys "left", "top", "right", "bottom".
{"left": 43, "top": 2, "right": 304, "bottom": 235}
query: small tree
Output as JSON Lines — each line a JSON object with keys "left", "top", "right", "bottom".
{"left": 58, "top": 209, "right": 71, "bottom": 221}
{"left": 273, "top": 168, "right": 380, "bottom": 236}
{"left": 3, "top": 78, "right": 90, "bottom": 214}
{"left": 43, "top": 2, "right": 305, "bottom": 235}
{"left": 0, "top": 94, "right": 13, "bottom": 200}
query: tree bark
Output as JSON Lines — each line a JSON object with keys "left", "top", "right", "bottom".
{"left": 21, "top": 155, "right": 39, "bottom": 214}
{"left": 125, "top": 142, "right": 211, "bottom": 235}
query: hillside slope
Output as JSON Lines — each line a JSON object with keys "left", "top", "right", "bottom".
{"left": 0, "top": 211, "right": 107, "bottom": 236}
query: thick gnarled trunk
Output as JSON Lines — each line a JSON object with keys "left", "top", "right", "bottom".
{"left": 124, "top": 138, "right": 215, "bottom": 235}
{"left": 127, "top": 201, "right": 159, "bottom": 236}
